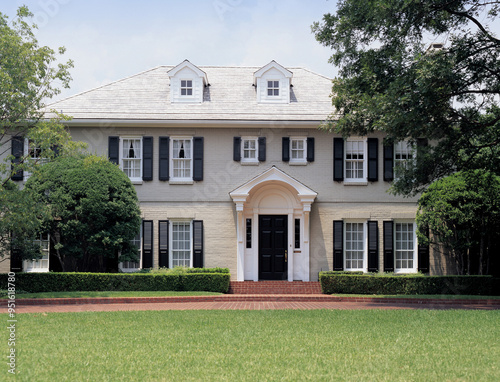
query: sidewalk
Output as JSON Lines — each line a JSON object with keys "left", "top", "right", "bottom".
{"left": 3, "top": 294, "right": 498, "bottom": 313}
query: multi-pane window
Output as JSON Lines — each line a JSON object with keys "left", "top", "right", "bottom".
{"left": 181, "top": 80, "right": 193, "bottom": 96}
{"left": 345, "top": 140, "right": 365, "bottom": 180}
{"left": 345, "top": 223, "right": 364, "bottom": 270}
{"left": 122, "top": 233, "right": 141, "bottom": 270}
{"left": 267, "top": 80, "right": 280, "bottom": 96}
{"left": 121, "top": 138, "right": 142, "bottom": 181}
{"left": 171, "top": 138, "right": 192, "bottom": 180}
{"left": 394, "top": 141, "right": 414, "bottom": 176}
{"left": 24, "top": 139, "right": 48, "bottom": 179}
{"left": 24, "top": 233, "right": 50, "bottom": 272}
{"left": 290, "top": 138, "right": 306, "bottom": 163}
{"left": 395, "top": 223, "right": 415, "bottom": 271}
{"left": 241, "top": 138, "right": 258, "bottom": 163}
{"left": 172, "top": 221, "right": 192, "bottom": 267}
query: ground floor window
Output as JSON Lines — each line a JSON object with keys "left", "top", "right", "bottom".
{"left": 23, "top": 233, "right": 50, "bottom": 272}
{"left": 120, "top": 232, "right": 142, "bottom": 271}
{"left": 395, "top": 222, "right": 416, "bottom": 272}
{"left": 171, "top": 221, "right": 192, "bottom": 267}
{"left": 345, "top": 222, "right": 365, "bottom": 270}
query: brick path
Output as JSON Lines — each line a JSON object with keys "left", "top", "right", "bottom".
{"left": 4, "top": 294, "right": 498, "bottom": 314}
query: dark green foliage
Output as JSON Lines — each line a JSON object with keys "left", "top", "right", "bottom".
{"left": 312, "top": 1, "right": 500, "bottom": 196}
{"left": 0, "top": 271, "right": 230, "bottom": 294}
{"left": 24, "top": 155, "right": 141, "bottom": 272}
{"left": 319, "top": 272, "right": 499, "bottom": 296}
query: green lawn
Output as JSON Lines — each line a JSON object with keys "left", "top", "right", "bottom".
{"left": 4, "top": 310, "right": 499, "bottom": 381}
{"left": 9, "top": 291, "right": 222, "bottom": 299}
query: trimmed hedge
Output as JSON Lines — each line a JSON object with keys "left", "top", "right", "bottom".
{"left": 319, "top": 272, "right": 500, "bottom": 296}
{"left": 0, "top": 272, "right": 230, "bottom": 294}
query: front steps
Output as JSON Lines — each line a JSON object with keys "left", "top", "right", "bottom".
{"left": 229, "top": 281, "right": 322, "bottom": 294}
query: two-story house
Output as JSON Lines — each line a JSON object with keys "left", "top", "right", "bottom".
{"left": 6, "top": 60, "right": 452, "bottom": 280}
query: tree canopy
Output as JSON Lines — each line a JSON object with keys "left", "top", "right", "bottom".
{"left": 313, "top": 0, "right": 500, "bottom": 195}
{"left": 416, "top": 170, "right": 500, "bottom": 275}
{"left": 24, "top": 155, "right": 142, "bottom": 272}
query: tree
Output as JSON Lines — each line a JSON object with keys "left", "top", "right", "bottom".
{"left": 312, "top": 1, "right": 500, "bottom": 195}
{"left": 416, "top": 170, "right": 500, "bottom": 275}
{"left": 24, "top": 155, "right": 142, "bottom": 272}
{"left": 0, "top": 6, "right": 79, "bottom": 264}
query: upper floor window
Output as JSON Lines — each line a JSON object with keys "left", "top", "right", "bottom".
{"left": 345, "top": 139, "right": 366, "bottom": 182}
{"left": 267, "top": 80, "right": 280, "bottom": 97}
{"left": 242, "top": 137, "right": 258, "bottom": 163}
{"left": 394, "top": 141, "right": 415, "bottom": 177}
{"left": 171, "top": 138, "right": 193, "bottom": 181}
{"left": 180, "top": 80, "right": 193, "bottom": 96}
{"left": 120, "top": 137, "right": 142, "bottom": 182}
{"left": 290, "top": 138, "right": 306, "bottom": 164}
{"left": 24, "top": 139, "right": 48, "bottom": 180}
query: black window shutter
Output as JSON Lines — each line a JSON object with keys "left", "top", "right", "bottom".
{"left": 333, "top": 220, "right": 344, "bottom": 271}
{"left": 367, "top": 221, "right": 379, "bottom": 272}
{"left": 282, "top": 137, "right": 290, "bottom": 162}
{"left": 193, "top": 137, "right": 204, "bottom": 181}
{"left": 159, "top": 137, "right": 170, "bottom": 181}
{"left": 258, "top": 137, "right": 266, "bottom": 162}
{"left": 367, "top": 138, "right": 378, "bottom": 181}
{"left": 159, "top": 220, "right": 169, "bottom": 268}
{"left": 383, "top": 144, "right": 394, "bottom": 181}
{"left": 233, "top": 137, "right": 241, "bottom": 161}
{"left": 11, "top": 136, "right": 24, "bottom": 181}
{"left": 142, "top": 220, "right": 153, "bottom": 269}
{"left": 193, "top": 220, "right": 204, "bottom": 268}
{"left": 108, "top": 136, "right": 119, "bottom": 165}
{"left": 10, "top": 247, "right": 23, "bottom": 272}
{"left": 418, "top": 227, "right": 430, "bottom": 273}
{"left": 383, "top": 221, "right": 394, "bottom": 272}
{"left": 142, "top": 136, "right": 153, "bottom": 181}
{"left": 307, "top": 137, "right": 315, "bottom": 162}
{"left": 333, "top": 138, "right": 344, "bottom": 181}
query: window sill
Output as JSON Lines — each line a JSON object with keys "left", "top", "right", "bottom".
{"left": 169, "top": 179, "right": 194, "bottom": 185}
{"left": 131, "top": 180, "right": 143, "bottom": 185}
{"left": 394, "top": 269, "right": 418, "bottom": 274}
{"left": 241, "top": 161, "right": 259, "bottom": 166}
{"left": 344, "top": 181, "right": 368, "bottom": 186}
{"left": 289, "top": 161, "right": 307, "bottom": 166}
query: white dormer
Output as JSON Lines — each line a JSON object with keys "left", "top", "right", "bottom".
{"left": 167, "top": 60, "right": 208, "bottom": 103}
{"left": 254, "top": 61, "right": 293, "bottom": 104}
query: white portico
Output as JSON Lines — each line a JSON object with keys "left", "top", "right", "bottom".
{"left": 230, "top": 166, "right": 317, "bottom": 281}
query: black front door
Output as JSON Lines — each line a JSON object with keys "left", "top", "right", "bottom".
{"left": 259, "top": 215, "right": 288, "bottom": 280}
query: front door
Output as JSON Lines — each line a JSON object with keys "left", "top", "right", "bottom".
{"left": 259, "top": 215, "right": 288, "bottom": 280}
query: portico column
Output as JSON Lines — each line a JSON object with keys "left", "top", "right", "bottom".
{"left": 302, "top": 203, "right": 312, "bottom": 282}
{"left": 235, "top": 202, "right": 245, "bottom": 281}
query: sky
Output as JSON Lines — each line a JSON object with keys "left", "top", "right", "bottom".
{"left": 2, "top": 0, "right": 339, "bottom": 102}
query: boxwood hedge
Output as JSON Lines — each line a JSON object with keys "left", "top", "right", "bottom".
{"left": 319, "top": 272, "right": 499, "bottom": 296}
{"left": 1, "top": 270, "right": 230, "bottom": 294}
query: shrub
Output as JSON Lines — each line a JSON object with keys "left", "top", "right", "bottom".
{"left": 319, "top": 272, "right": 499, "bottom": 296}
{"left": 0, "top": 271, "right": 230, "bottom": 294}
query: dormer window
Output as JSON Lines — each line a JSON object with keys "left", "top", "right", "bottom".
{"left": 267, "top": 80, "right": 280, "bottom": 97}
{"left": 181, "top": 80, "right": 193, "bottom": 96}
{"left": 254, "top": 61, "right": 293, "bottom": 104}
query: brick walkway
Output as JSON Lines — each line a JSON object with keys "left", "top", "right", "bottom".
{"left": 4, "top": 294, "right": 498, "bottom": 313}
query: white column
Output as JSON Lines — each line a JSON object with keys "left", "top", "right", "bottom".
{"left": 288, "top": 213, "right": 294, "bottom": 282}
{"left": 236, "top": 203, "right": 245, "bottom": 281}
{"left": 302, "top": 204, "right": 311, "bottom": 282}
{"left": 253, "top": 212, "right": 259, "bottom": 281}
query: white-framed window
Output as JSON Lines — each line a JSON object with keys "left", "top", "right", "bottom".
{"left": 290, "top": 137, "right": 307, "bottom": 164}
{"left": 23, "top": 233, "right": 50, "bottom": 272}
{"left": 395, "top": 222, "right": 417, "bottom": 273}
{"left": 267, "top": 80, "right": 280, "bottom": 97}
{"left": 170, "top": 221, "right": 192, "bottom": 268}
{"left": 345, "top": 222, "right": 366, "bottom": 271}
{"left": 120, "top": 137, "right": 142, "bottom": 182}
{"left": 24, "top": 139, "right": 48, "bottom": 180}
{"left": 241, "top": 137, "right": 258, "bottom": 163}
{"left": 394, "top": 141, "right": 415, "bottom": 177}
{"left": 180, "top": 79, "right": 193, "bottom": 96}
{"left": 345, "top": 139, "right": 366, "bottom": 182}
{"left": 171, "top": 137, "right": 193, "bottom": 181}
{"left": 120, "top": 232, "right": 142, "bottom": 272}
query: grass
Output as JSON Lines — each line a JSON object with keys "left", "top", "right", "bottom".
{"left": 3, "top": 309, "right": 499, "bottom": 381}
{"left": 8, "top": 291, "right": 222, "bottom": 299}
{"left": 331, "top": 293, "right": 500, "bottom": 300}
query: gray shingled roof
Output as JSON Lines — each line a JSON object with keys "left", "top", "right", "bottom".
{"left": 45, "top": 65, "right": 334, "bottom": 122}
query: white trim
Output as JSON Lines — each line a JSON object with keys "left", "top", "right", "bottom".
{"left": 170, "top": 137, "right": 193, "bottom": 182}
{"left": 241, "top": 136, "right": 259, "bottom": 164}
{"left": 343, "top": 220, "right": 368, "bottom": 272}
{"left": 394, "top": 220, "right": 418, "bottom": 274}
{"left": 169, "top": 219, "right": 193, "bottom": 268}
{"left": 119, "top": 136, "right": 143, "bottom": 183}
{"left": 344, "top": 137, "right": 367, "bottom": 184}
{"left": 23, "top": 233, "right": 50, "bottom": 273}
{"left": 289, "top": 137, "right": 307, "bottom": 164}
